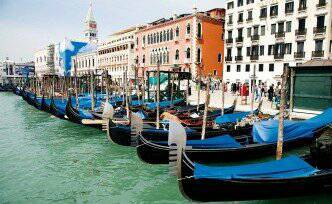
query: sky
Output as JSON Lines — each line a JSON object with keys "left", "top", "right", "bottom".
{"left": 0, "top": 0, "right": 225, "bottom": 62}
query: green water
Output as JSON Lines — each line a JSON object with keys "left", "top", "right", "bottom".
{"left": 0, "top": 93, "right": 331, "bottom": 204}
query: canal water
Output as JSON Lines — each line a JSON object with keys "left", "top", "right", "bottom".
{"left": 0, "top": 92, "right": 331, "bottom": 203}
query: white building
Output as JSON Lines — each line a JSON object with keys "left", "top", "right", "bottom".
{"left": 223, "top": 0, "right": 332, "bottom": 86}
{"left": 98, "top": 27, "right": 142, "bottom": 85}
{"left": 0, "top": 58, "right": 34, "bottom": 84}
{"left": 71, "top": 44, "right": 98, "bottom": 76}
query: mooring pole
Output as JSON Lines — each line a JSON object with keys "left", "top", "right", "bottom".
{"left": 156, "top": 60, "right": 161, "bottom": 129}
{"left": 276, "top": 66, "right": 290, "bottom": 160}
{"left": 289, "top": 67, "right": 295, "bottom": 120}
{"left": 90, "top": 71, "right": 95, "bottom": 112}
{"left": 197, "top": 65, "right": 201, "bottom": 111}
{"left": 251, "top": 65, "right": 256, "bottom": 114}
{"left": 201, "top": 76, "right": 210, "bottom": 140}
{"left": 221, "top": 81, "right": 225, "bottom": 116}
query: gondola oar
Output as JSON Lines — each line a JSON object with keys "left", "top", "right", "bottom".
{"left": 201, "top": 77, "right": 210, "bottom": 140}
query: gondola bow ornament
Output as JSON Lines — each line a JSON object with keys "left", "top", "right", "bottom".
{"left": 130, "top": 112, "right": 143, "bottom": 147}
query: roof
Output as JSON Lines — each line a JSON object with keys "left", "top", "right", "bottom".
{"left": 85, "top": 1, "right": 95, "bottom": 22}
{"left": 77, "top": 43, "right": 97, "bottom": 54}
{"left": 298, "top": 59, "right": 332, "bottom": 67}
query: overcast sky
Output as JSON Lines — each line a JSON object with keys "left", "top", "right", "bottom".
{"left": 0, "top": 0, "right": 225, "bottom": 62}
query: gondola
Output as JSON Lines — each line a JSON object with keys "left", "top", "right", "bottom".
{"left": 137, "top": 108, "right": 332, "bottom": 164}
{"left": 49, "top": 97, "right": 66, "bottom": 119}
{"left": 41, "top": 95, "right": 51, "bottom": 113}
{"left": 178, "top": 140, "right": 332, "bottom": 202}
{"left": 33, "top": 94, "right": 43, "bottom": 110}
{"left": 65, "top": 95, "right": 102, "bottom": 129}
{"left": 107, "top": 105, "right": 237, "bottom": 147}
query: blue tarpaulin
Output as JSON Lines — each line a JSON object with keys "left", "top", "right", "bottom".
{"left": 253, "top": 108, "right": 332, "bottom": 144}
{"left": 186, "top": 135, "right": 242, "bottom": 148}
{"left": 215, "top": 111, "right": 251, "bottom": 125}
{"left": 194, "top": 155, "right": 318, "bottom": 180}
{"left": 145, "top": 99, "right": 183, "bottom": 110}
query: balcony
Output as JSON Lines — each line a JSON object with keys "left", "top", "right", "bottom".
{"left": 227, "top": 21, "right": 233, "bottom": 26}
{"left": 235, "top": 56, "right": 243, "bottom": 62}
{"left": 312, "top": 51, "right": 324, "bottom": 58}
{"left": 285, "top": 9, "right": 294, "bottom": 15}
{"left": 225, "top": 56, "right": 232, "bottom": 62}
{"left": 295, "top": 29, "right": 307, "bottom": 36}
{"left": 184, "top": 58, "right": 191, "bottom": 64}
{"left": 237, "top": 19, "right": 244, "bottom": 24}
{"left": 317, "top": 1, "right": 327, "bottom": 8}
{"left": 274, "top": 53, "right": 284, "bottom": 60}
{"left": 270, "top": 12, "right": 278, "bottom": 18}
{"left": 226, "top": 38, "right": 233, "bottom": 44}
{"left": 246, "top": 17, "right": 253, "bottom": 22}
{"left": 298, "top": 6, "right": 307, "bottom": 12}
{"left": 294, "top": 52, "right": 305, "bottom": 59}
{"left": 260, "top": 14, "right": 267, "bottom": 19}
{"left": 313, "top": 26, "right": 326, "bottom": 35}
{"left": 250, "top": 55, "right": 259, "bottom": 61}
{"left": 236, "top": 37, "right": 243, "bottom": 43}
{"left": 251, "top": 35, "right": 259, "bottom": 42}
{"left": 275, "top": 32, "right": 285, "bottom": 38}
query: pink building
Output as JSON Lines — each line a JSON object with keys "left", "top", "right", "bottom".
{"left": 135, "top": 8, "right": 225, "bottom": 79}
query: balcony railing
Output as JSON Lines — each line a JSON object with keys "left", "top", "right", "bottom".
{"left": 285, "top": 9, "right": 294, "bottom": 14}
{"left": 237, "top": 19, "right": 244, "bottom": 24}
{"left": 260, "top": 14, "right": 267, "bottom": 19}
{"left": 317, "top": 1, "right": 327, "bottom": 7}
{"left": 250, "top": 55, "right": 259, "bottom": 61}
{"left": 251, "top": 35, "right": 259, "bottom": 41}
{"left": 225, "top": 56, "right": 232, "bottom": 62}
{"left": 312, "top": 51, "right": 324, "bottom": 57}
{"left": 313, "top": 26, "right": 326, "bottom": 34}
{"left": 236, "top": 37, "right": 243, "bottom": 43}
{"left": 226, "top": 38, "right": 233, "bottom": 44}
{"left": 294, "top": 52, "right": 305, "bottom": 58}
{"left": 270, "top": 12, "right": 278, "bottom": 18}
{"left": 227, "top": 21, "right": 233, "bottom": 26}
{"left": 235, "top": 56, "right": 243, "bottom": 61}
{"left": 275, "top": 32, "right": 285, "bottom": 38}
{"left": 274, "top": 53, "right": 284, "bottom": 59}
{"left": 295, "top": 29, "right": 307, "bottom": 36}
{"left": 246, "top": 17, "right": 253, "bottom": 22}
{"left": 298, "top": 5, "right": 307, "bottom": 11}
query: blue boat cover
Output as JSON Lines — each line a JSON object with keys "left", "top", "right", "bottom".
{"left": 194, "top": 155, "right": 318, "bottom": 180}
{"left": 145, "top": 99, "right": 183, "bottom": 110}
{"left": 136, "top": 110, "right": 148, "bottom": 120}
{"left": 215, "top": 111, "right": 250, "bottom": 125}
{"left": 186, "top": 135, "right": 242, "bottom": 148}
{"left": 53, "top": 99, "right": 67, "bottom": 115}
{"left": 44, "top": 99, "right": 51, "bottom": 106}
{"left": 253, "top": 108, "right": 332, "bottom": 144}
{"left": 78, "top": 109, "right": 94, "bottom": 119}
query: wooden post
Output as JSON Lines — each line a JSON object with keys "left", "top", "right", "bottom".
{"left": 221, "top": 81, "right": 225, "bottom": 116}
{"left": 201, "top": 76, "right": 210, "bottom": 140}
{"left": 197, "top": 65, "right": 201, "bottom": 111}
{"left": 125, "top": 68, "right": 130, "bottom": 120}
{"left": 74, "top": 61, "right": 79, "bottom": 109}
{"left": 251, "top": 65, "right": 256, "bottom": 114}
{"left": 276, "top": 66, "right": 290, "bottom": 160}
{"left": 289, "top": 67, "right": 295, "bottom": 119}
{"left": 170, "top": 68, "right": 175, "bottom": 107}
{"left": 156, "top": 61, "right": 161, "bottom": 129}
{"left": 186, "top": 71, "right": 190, "bottom": 106}
{"left": 90, "top": 72, "right": 95, "bottom": 111}
{"left": 142, "top": 68, "right": 145, "bottom": 104}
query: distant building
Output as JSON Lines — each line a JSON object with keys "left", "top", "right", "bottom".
{"left": 223, "top": 0, "right": 332, "bottom": 86}
{"left": 97, "top": 27, "right": 143, "bottom": 85}
{"left": 71, "top": 43, "right": 98, "bottom": 76}
{"left": 134, "top": 7, "right": 225, "bottom": 79}
{"left": 0, "top": 58, "right": 34, "bottom": 85}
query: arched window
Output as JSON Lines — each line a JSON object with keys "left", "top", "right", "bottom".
{"left": 143, "top": 36, "right": 146, "bottom": 44}
{"left": 150, "top": 53, "right": 153, "bottom": 64}
{"left": 148, "top": 35, "right": 150, "bottom": 44}
{"left": 176, "top": 27, "right": 180, "bottom": 37}
{"left": 197, "top": 23, "right": 202, "bottom": 38}
{"left": 197, "top": 48, "right": 201, "bottom": 63}
{"left": 170, "top": 29, "right": 173, "bottom": 40}
{"left": 166, "top": 30, "right": 170, "bottom": 41}
{"left": 157, "top": 33, "right": 159, "bottom": 43}
{"left": 143, "top": 55, "right": 145, "bottom": 63}
{"left": 159, "top": 53, "right": 163, "bottom": 64}
{"left": 160, "top": 32, "right": 163, "bottom": 42}
{"left": 163, "top": 52, "right": 166, "bottom": 64}
{"left": 175, "top": 50, "right": 179, "bottom": 60}
{"left": 166, "top": 52, "right": 169, "bottom": 63}
{"left": 186, "top": 23, "right": 191, "bottom": 34}
{"left": 163, "top": 31, "right": 166, "bottom": 41}
{"left": 186, "top": 48, "right": 191, "bottom": 59}
{"left": 153, "top": 33, "right": 156, "bottom": 44}
{"left": 218, "top": 53, "right": 222, "bottom": 62}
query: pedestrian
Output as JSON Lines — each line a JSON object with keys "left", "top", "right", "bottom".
{"left": 268, "top": 85, "right": 274, "bottom": 102}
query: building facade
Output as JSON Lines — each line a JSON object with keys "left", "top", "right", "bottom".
{"left": 97, "top": 27, "right": 141, "bottom": 85}
{"left": 71, "top": 44, "right": 98, "bottom": 76}
{"left": 135, "top": 8, "right": 225, "bottom": 79}
{"left": 223, "top": 0, "right": 332, "bottom": 85}
{"left": 0, "top": 58, "right": 34, "bottom": 84}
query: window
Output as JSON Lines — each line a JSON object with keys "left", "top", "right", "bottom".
{"left": 298, "top": 18, "right": 306, "bottom": 31}
{"left": 218, "top": 53, "right": 222, "bottom": 62}
{"left": 297, "top": 41, "right": 304, "bottom": 52}
{"left": 299, "top": 0, "right": 307, "bottom": 10}
{"left": 271, "top": 24, "right": 276, "bottom": 34}
{"left": 143, "top": 36, "right": 146, "bottom": 44}
{"left": 286, "top": 21, "right": 292, "bottom": 32}
{"left": 285, "top": 43, "right": 292, "bottom": 54}
{"left": 260, "top": 7, "right": 267, "bottom": 18}
{"left": 237, "top": 0, "right": 243, "bottom": 7}
{"left": 247, "top": 27, "right": 252, "bottom": 37}
{"left": 175, "top": 27, "right": 180, "bottom": 37}
{"left": 170, "top": 29, "right": 173, "bottom": 40}
{"left": 227, "top": 2, "right": 234, "bottom": 9}
{"left": 237, "top": 47, "right": 242, "bottom": 56}
{"left": 247, "top": 10, "right": 253, "bottom": 21}
{"left": 166, "top": 30, "right": 170, "bottom": 41}
{"left": 186, "top": 48, "right": 191, "bottom": 59}
{"left": 315, "top": 40, "right": 323, "bottom": 51}
{"left": 260, "top": 45, "right": 264, "bottom": 56}
{"left": 197, "top": 23, "right": 202, "bottom": 38}
{"left": 159, "top": 32, "right": 162, "bottom": 43}
{"left": 261, "top": 26, "right": 265, "bottom": 36}
{"left": 259, "top": 64, "right": 264, "bottom": 72}
{"left": 175, "top": 50, "right": 179, "bottom": 60}
{"left": 270, "top": 5, "right": 278, "bottom": 17}
{"left": 238, "top": 13, "right": 244, "bottom": 23}
{"left": 236, "top": 65, "right": 241, "bottom": 72}
{"left": 269, "top": 64, "right": 274, "bottom": 72}
{"left": 268, "top": 45, "right": 275, "bottom": 55}
{"left": 186, "top": 24, "right": 191, "bottom": 35}
{"left": 228, "top": 15, "right": 233, "bottom": 24}
{"left": 197, "top": 48, "right": 201, "bottom": 63}
{"left": 136, "top": 37, "right": 139, "bottom": 45}
{"left": 246, "top": 47, "right": 251, "bottom": 56}
{"left": 227, "top": 65, "right": 231, "bottom": 72}
{"left": 285, "top": 2, "right": 294, "bottom": 13}
{"left": 245, "top": 64, "right": 250, "bottom": 72}
{"left": 317, "top": 15, "right": 325, "bottom": 28}
{"left": 213, "top": 70, "right": 218, "bottom": 76}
